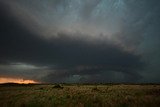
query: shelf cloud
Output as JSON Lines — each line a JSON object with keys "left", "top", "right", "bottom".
{"left": 0, "top": 0, "right": 160, "bottom": 83}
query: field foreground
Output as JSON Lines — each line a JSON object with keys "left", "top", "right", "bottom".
{"left": 0, "top": 84, "right": 160, "bottom": 107}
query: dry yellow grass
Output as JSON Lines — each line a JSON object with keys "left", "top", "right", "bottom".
{"left": 0, "top": 84, "right": 160, "bottom": 107}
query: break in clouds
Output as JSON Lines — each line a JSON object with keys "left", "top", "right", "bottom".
{"left": 0, "top": 0, "right": 160, "bottom": 83}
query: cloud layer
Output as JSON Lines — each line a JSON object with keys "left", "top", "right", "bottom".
{"left": 0, "top": 0, "right": 160, "bottom": 83}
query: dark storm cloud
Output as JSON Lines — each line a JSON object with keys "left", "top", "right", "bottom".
{"left": 0, "top": 3, "right": 144, "bottom": 83}
{"left": 0, "top": 0, "right": 160, "bottom": 83}
{"left": 115, "top": 0, "right": 160, "bottom": 49}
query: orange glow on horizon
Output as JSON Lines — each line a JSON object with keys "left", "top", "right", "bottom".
{"left": 0, "top": 77, "right": 39, "bottom": 84}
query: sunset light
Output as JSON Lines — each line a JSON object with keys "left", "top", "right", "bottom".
{"left": 0, "top": 77, "right": 38, "bottom": 84}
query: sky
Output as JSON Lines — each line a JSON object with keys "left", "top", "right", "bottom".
{"left": 0, "top": 0, "right": 160, "bottom": 83}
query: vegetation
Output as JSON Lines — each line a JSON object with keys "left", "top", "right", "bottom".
{"left": 0, "top": 84, "right": 160, "bottom": 107}
{"left": 53, "top": 84, "right": 64, "bottom": 89}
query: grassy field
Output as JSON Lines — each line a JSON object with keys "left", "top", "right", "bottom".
{"left": 0, "top": 84, "right": 160, "bottom": 107}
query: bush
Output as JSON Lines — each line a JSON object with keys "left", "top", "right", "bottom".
{"left": 53, "top": 84, "right": 63, "bottom": 89}
{"left": 92, "top": 86, "right": 100, "bottom": 91}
